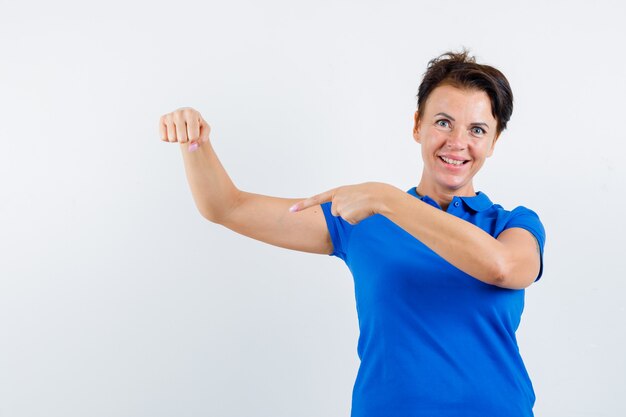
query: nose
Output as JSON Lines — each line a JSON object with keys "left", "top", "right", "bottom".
{"left": 446, "top": 127, "right": 468, "bottom": 150}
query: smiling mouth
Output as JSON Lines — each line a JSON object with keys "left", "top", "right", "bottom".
{"left": 439, "top": 156, "right": 469, "bottom": 166}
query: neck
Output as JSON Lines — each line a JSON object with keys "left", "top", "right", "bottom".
{"left": 415, "top": 178, "right": 476, "bottom": 211}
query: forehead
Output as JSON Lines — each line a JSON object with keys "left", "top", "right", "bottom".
{"left": 423, "top": 84, "right": 495, "bottom": 123}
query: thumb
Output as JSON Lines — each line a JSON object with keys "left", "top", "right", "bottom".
{"left": 188, "top": 141, "right": 199, "bottom": 152}
{"left": 199, "top": 119, "right": 211, "bottom": 143}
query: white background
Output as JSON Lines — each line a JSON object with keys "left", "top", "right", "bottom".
{"left": 1, "top": 0, "right": 625, "bottom": 416}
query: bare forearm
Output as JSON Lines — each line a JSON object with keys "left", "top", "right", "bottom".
{"left": 179, "top": 141, "right": 240, "bottom": 223}
{"left": 380, "top": 189, "right": 506, "bottom": 286}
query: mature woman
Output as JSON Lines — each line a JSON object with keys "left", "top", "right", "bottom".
{"left": 159, "top": 50, "right": 546, "bottom": 417}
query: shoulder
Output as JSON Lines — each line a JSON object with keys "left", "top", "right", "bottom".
{"left": 489, "top": 202, "right": 546, "bottom": 246}
{"left": 494, "top": 204, "right": 542, "bottom": 222}
{"left": 495, "top": 204, "right": 543, "bottom": 225}
{"left": 472, "top": 192, "right": 546, "bottom": 241}
{"left": 476, "top": 192, "right": 542, "bottom": 223}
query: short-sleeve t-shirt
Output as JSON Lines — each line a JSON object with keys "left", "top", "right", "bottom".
{"left": 320, "top": 187, "right": 546, "bottom": 417}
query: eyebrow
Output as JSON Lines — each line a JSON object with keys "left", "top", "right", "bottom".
{"left": 434, "top": 112, "right": 490, "bottom": 129}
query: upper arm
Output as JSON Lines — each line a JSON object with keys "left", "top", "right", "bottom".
{"left": 215, "top": 190, "right": 334, "bottom": 255}
{"left": 496, "top": 227, "right": 542, "bottom": 289}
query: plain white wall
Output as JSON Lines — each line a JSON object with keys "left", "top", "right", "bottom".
{"left": 1, "top": 0, "right": 625, "bottom": 416}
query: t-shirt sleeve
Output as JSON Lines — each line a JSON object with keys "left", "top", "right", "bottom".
{"left": 498, "top": 206, "right": 546, "bottom": 282}
{"left": 320, "top": 201, "right": 354, "bottom": 262}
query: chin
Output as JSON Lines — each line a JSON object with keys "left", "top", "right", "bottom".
{"left": 436, "top": 178, "right": 468, "bottom": 191}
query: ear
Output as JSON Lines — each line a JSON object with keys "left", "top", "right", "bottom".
{"left": 487, "top": 132, "right": 500, "bottom": 157}
{"left": 413, "top": 110, "right": 421, "bottom": 143}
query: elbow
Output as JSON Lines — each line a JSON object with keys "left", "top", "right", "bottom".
{"left": 489, "top": 251, "right": 513, "bottom": 288}
{"left": 202, "top": 189, "right": 242, "bottom": 225}
{"left": 489, "top": 256, "right": 533, "bottom": 290}
{"left": 490, "top": 262, "right": 507, "bottom": 287}
{"left": 487, "top": 239, "right": 540, "bottom": 290}
{"left": 201, "top": 210, "right": 220, "bottom": 224}
{"left": 197, "top": 205, "right": 220, "bottom": 223}
{"left": 200, "top": 206, "right": 228, "bottom": 224}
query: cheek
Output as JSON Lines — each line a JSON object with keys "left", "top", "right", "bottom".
{"left": 421, "top": 131, "right": 446, "bottom": 151}
{"left": 470, "top": 141, "right": 492, "bottom": 157}
{"left": 420, "top": 141, "right": 438, "bottom": 160}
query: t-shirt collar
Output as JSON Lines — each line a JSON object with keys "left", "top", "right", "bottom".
{"left": 406, "top": 187, "right": 493, "bottom": 212}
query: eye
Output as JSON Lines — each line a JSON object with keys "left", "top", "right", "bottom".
{"left": 435, "top": 119, "right": 451, "bottom": 128}
{"left": 471, "top": 126, "right": 486, "bottom": 135}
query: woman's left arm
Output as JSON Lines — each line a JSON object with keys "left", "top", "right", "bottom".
{"left": 291, "top": 182, "right": 541, "bottom": 290}
{"left": 379, "top": 187, "right": 540, "bottom": 290}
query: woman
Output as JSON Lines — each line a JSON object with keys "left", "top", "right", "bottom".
{"left": 159, "top": 50, "right": 546, "bottom": 417}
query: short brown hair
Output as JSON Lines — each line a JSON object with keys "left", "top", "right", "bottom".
{"left": 416, "top": 49, "right": 514, "bottom": 136}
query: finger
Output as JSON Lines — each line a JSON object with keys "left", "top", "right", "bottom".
{"left": 289, "top": 199, "right": 305, "bottom": 213}
{"left": 174, "top": 112, "right": 188, "bottom": 143}
{"left": 165, "top": 116, "right": 177, "bottom": 142}
{"left": 199, "top": 118, "right": 211, "bottom": 143}
{"left": 187, "top": 115, "right": 201, "bottom": 145}
{"left": 290, "top": 189, "right": 335, "bottom": 212}
{"left": 159, "top": 117, "right": 168, "bottom": 142}
{"left": 186, "top": 115, "right": 201, "bottom": 152}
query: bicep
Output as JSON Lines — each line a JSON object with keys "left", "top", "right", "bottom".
{"left": 496, "top": 227, "right": 542, "bottom": 289}
{"left": 218, "top": 190, "right": 334, "bottom": 255}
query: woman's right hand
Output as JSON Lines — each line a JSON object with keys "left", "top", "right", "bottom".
{"left": 159, "top": 107, "right": 211, "bottom": 152}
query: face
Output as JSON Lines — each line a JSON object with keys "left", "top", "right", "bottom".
{"left": 413, "top": 84, "right": 499, "bottom": 195}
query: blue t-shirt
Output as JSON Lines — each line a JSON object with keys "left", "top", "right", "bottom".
{"left": 320, "top": 187, "right": 546, "bottom": 417}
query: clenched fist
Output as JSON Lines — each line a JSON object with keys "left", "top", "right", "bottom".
{"left": 159, "top": 107, "right": 211, "bottom": 152}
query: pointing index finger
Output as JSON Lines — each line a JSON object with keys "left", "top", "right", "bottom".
{"left": 289, "top": 189, "right": 335, "bottom": 212}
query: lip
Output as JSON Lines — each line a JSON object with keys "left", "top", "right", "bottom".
{"left": 438, "top": 154, "right": 469, "bottom": 162}
{"left": 438, "top": 155, "right": 469, "bottom": 170}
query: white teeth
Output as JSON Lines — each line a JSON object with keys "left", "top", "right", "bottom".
{"left": 440, "top": 156, "right": 465, "bottom": 165}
